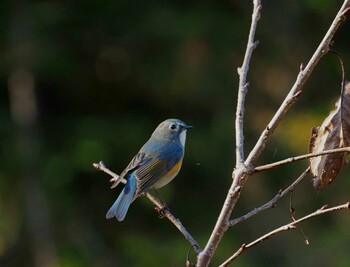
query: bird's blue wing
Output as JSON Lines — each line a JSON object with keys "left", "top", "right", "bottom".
{"left": 134, "top": 141, "right": 183, "bottom": 195}
{"left": 134, "top": 158, "right": 169, "bottom": 194}
{"left": 110, "top": 152, "right": 146, "bottom": 188}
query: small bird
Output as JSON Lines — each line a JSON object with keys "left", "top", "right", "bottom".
{"left": 106, "top": 118, "right": 192, "bottom": 221}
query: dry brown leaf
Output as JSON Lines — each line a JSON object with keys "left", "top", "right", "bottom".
{"left": 309, "top": 82, "right": 350, "bottom": 190}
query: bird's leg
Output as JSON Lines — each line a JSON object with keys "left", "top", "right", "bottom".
{"left": 153, "top": 189, "right": 169, "bottom": 218}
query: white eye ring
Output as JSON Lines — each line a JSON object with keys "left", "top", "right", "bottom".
{"left": 169, "top": 124, "right": 177, "bottom": 130}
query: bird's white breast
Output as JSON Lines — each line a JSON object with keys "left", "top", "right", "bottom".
{"left": 179, "top": 130, "right": 187, "bottom": 147}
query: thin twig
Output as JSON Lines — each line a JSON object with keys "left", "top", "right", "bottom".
{"left": 235, "top": 0, "right": 261, "bottom": 166}
{"left": 196, "top": 1, "right": 262, "bottom": 266}
{"left": 93, "top": 161, "right": 202, "bottom": 255}
{"left": 220, "top": 202, "right": 350, "bottom": 266}
{"left": 228, "top": 167, "right": 310, "bottom": 227}
{"left": 289, "top": 191, "right": 310, "bottom": 245}
{"left": 254, "top": 147, "right": 350, "bottom": 172}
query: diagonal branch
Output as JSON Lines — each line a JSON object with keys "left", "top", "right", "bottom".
{"left": 229, "top": 167, "right": 310, "bottom": 227}
{"left": 220, "top": 202, "right": 350, "bottom": 266}
{"left": 245, "top": 0, "right": 350, "bottom": 166}
{"left": 93, "top": 161, "right": 202, "bottom": 255}
{"left": 254, "top": 147, "right": 350, "bottom": 172}
{"left": 235, "top": 0, "right": 261, "bottom": 166}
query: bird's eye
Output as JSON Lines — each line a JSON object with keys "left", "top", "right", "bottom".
{"left": 169, "top": 124, "right": 177, "bottom": 130}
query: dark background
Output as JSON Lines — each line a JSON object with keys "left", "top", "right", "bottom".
{"left": 1, "top": 1, "right": 350, "bottom": 266}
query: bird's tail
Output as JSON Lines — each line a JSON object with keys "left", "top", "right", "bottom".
{"left": 106, "top": 174, "right": 137, "bottom": 221}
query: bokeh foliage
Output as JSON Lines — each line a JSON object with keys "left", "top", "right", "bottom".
{"left": 1, "top": 1, "right": 350, "bottom": 266}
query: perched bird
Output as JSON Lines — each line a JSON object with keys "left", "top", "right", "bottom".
{"left": 106, "top": 118, "right": 192, "bottom": 221}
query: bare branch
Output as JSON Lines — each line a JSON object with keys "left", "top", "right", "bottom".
{"left": 93, "top": 161, "right": 122, "bottom": 185}
{"left": 220, "top": 202, "right": 350, "bottom": 266}
{"left": 197, "top": 2, "right": 350, "bottom": 266}
{"left": 196, "top": 1, "right": 262, "bottom": 265}
{"left": 254, "top": 147, "right": 350, "bottom": 172}
{"left": 235, "top": 0, "right": 261, "bottom": 166}
{"left": 245, "top": 0, "right": 350, "bottom": 165}
{"left": 229, "top": 167, "right": 310, "bottom": 227}
{"left": 93, "top": 161, "right": 202, "bottom": 255}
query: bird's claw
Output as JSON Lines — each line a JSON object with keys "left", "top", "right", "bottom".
{"left": 155, "top": 206, "right": 169, "bottom": 218}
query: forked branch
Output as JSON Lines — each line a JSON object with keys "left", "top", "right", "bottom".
{"left": 197, "top": 1, "right": 350, "bottom": 266}
{"left": 229, "top": 167, "right": 310, "bottom": 227}
{"left": 197, "top": 1, "right": 262, "bottom": 265}
{"left": 245, "top": 0, "right": 350, "bottom": 165}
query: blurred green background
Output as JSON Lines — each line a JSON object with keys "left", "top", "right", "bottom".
{"left": 1, "top": 0, "right": 350, "bottom": 266}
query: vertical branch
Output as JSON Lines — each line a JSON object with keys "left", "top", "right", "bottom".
{"left": 197, "top": 1, "right": 262, "bottom": 266}
{"left": 235, "top": 0, "right": 261, "bottom": 166}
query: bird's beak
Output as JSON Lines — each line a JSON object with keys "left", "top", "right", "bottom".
{"left": 184, "top": 125, "right": 193, "bottom": 130}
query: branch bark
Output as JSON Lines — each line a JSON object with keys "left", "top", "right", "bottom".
{"left": 93, "top": 161, "right": 202, "bottom": 255}
{"left": 220, "top": 202, "right": 350, "bottom": 266}
{"left": 229, "top": 167, "right": 310, "bottom": 227}
{"left": 254, "top": 147, "right": 350, "bottom": 172}
{"left": 235, "top": 0, "right": 261, "bottom": 166}
{"left": 196, "top": 1, "right": 350, "bottom": 266}
{"left": 245, "top": 0, "right": 350, "bottom": 165}
{"left": 197, "top": 1, "right": 262, "bottom": 266}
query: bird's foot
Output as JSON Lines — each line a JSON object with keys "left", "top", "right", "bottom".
{"left": 155, "top": 206, "right": 169, "bottom": 218}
